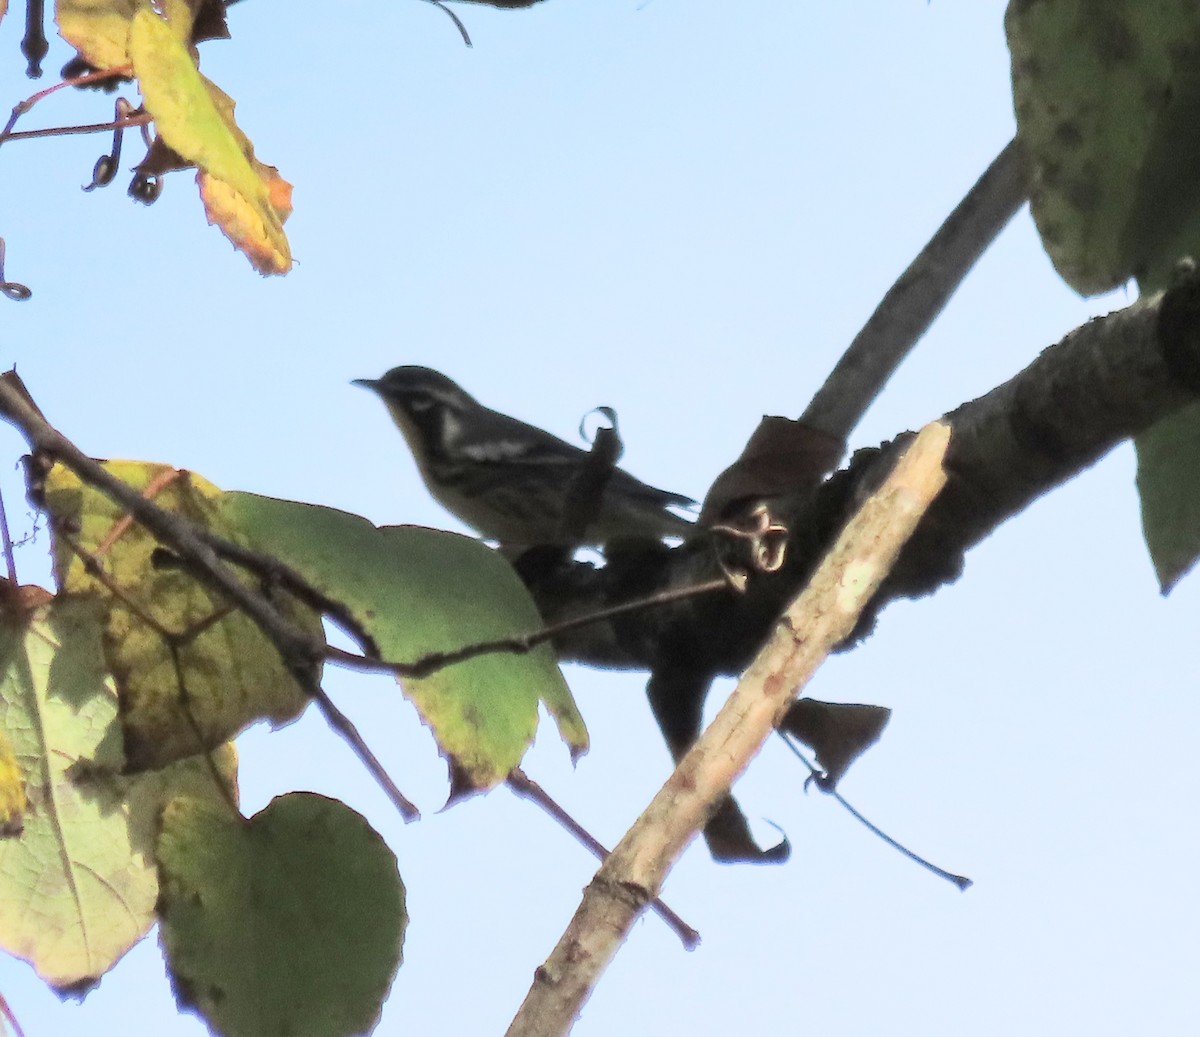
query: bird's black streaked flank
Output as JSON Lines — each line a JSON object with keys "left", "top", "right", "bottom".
{"left": 354, "top": 366, "right": 695, "bottom": 547}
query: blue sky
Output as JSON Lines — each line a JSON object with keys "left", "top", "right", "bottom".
{"left": 1, "top": 2, "right": 1197, "bottom": 1035}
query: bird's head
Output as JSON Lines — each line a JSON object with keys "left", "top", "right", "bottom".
{"left": 353, "top": 366, "right": 477, "bottom": 458}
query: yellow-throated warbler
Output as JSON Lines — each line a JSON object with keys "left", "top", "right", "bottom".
{"left": 354, "top": 366, "right": 694, "bottom": 547}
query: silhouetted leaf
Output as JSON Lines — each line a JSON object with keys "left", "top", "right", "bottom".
{"left": 780, "top": 698, "right": 890, "bottom": 789}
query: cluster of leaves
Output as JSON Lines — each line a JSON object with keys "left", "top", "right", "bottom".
{"left": 3, "top": 0, "right": 294, "bottom": 273}
{"left": 0, "top": 455, "right": 586, "bottom": 1036}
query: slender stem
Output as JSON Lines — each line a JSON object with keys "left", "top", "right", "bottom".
{"left": 1, "top": 115, "right": 152, "bottom": 145}
{"left": 425, "top": 0, "right": 473, "bottom": 47}
{"left": 325, "top": 577, "right": 730, "bottom": 679}
{"left": 801, "top": 137, "right": 1030, "bottom": 444}
{"left": 0, "top": 486, "right": 17, "bottom": 585}
{"left": 778, "top": 732, "right": 971, "bottom": 890}
{"left": 0, "top": 66, "right": 136, "bottom": 148}
{"left": 507, "top": 768, "right": 699, "bottom": 949}
{"left": 311, "top": 689, "right": 420, "bottom": 821}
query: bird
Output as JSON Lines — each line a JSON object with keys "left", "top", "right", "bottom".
{"left": 353, "top": 366, "right": 696, "bottom": 547}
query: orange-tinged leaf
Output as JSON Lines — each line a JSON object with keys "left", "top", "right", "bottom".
{"left": 198, "top": 170, "right": 293, "bottom": 276}
{"left": 262, "top": 165, "right": 294, "bottom": 222}
{"left": 129, "top": 8, "right": 291, "bottom": 274}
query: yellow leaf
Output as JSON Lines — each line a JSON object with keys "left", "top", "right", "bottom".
{"left": 129, "top": 8, "right": 292, "bottom": 274}
{"left": 57, "top": 0, "right": 144, "bottom": 70}
{"left": 0, "top": 597, "right": 238, "bottom": 989}
{"left": 0, "top": 728, "right": 24, "bottom": 837}
{"left": 43, "top": 461, "right": 315, "bottom": 770}
{"left": 197, "top": 170, "right": 293, "bottom": 275}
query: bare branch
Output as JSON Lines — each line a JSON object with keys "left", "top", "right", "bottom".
{"left": 505, "top": 423, "right": 952, "bottom": 1037}
{"left": 528, "top": 273, "right": 1200, "bottom": 676}
{"left": 802, "top": 136, "right": 1030, "bottom": 443}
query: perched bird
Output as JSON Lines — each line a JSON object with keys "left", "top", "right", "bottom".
{"left": 354, "top": 366, "right": 695, "bottom": 547}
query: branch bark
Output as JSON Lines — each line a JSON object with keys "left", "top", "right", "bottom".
{"left": 504, "top": 422, "right": 952, "bottom": 1037}
{"left": 801, "top": 137, "right": 1030, "bottom": 443}
{"left": 528, "top": 272, "right": 1200, "bottom": 677}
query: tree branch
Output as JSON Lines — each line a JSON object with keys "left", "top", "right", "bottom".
{"left": 504, "top": 423, "right": 952, "bottom": 1037}
{"left": 801, "top": 136, "right": 1030, "bottom": 443}
{"left": 527, "top": 271, "right": 1200, "bottom": 675}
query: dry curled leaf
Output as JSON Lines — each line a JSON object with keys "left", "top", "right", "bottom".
{"left": 780, "top": 697, "right": 891, "bottom": 789}
{"left": 700, "top": 417, "right": 843, "bottom": 525}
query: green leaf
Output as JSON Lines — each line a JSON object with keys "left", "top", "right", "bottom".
{"left": 157, "top": 792, "right": 405, "bottom": 1037}
{"left": 223, "top": 493, "right": 589, "bottom": 796}
{"left": 0, "top": 597, "right": 237, "bottom": 990}
{"left": 1008, "top": 1, "right": 1200, "bottom": 587}
{"left": 1135, "top": 400, "right": 1200, "bottom": 592}
{"left": 43, "top": 461, "right": 315, "bottom": 771}
{"left": 1007, "top": 0, "right": 1200, "bottom": 294}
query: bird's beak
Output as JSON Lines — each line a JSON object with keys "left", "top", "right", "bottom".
{"left": 352, "top": 378, "right": 380, "bottom": 392}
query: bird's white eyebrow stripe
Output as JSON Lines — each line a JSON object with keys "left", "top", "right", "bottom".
{"left": 463, "top": 440, "right": 535, "bottom": 462}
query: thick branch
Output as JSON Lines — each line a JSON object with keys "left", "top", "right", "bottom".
{"left": 529, "top": 273, "right": 1200, "bottom": 675}
{"left": 504, "top": 424, "right": 951, "bottom": 1037}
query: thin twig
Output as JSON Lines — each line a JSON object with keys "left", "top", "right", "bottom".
{"left": 777, "top": 732, "right": 970, "bottom": 890}
{"left": 425, "top": 0, "right": 473, "bottom": 47}
{"left": 325, "top": 576, "right": 730, "bottom": 679}
{"left": 505, "top": 421, "right": 952, "bottom": 1037}
{"left": 801, "top": 137, "right": 1030, "bottom": 444}
{"left": 0, "top": 66, "right": 134, "bottom": 147}
{"left": 310, "top": 688, "right": 420, "bottom": 821}
{"left": 506, "top": 768, "right": 699, "bottom": 950}
{"left": 0, "top": 486, "right": 17, "bottom": 586}
{"left": 1, "top": 115, "right": 152, "bottom": 144}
